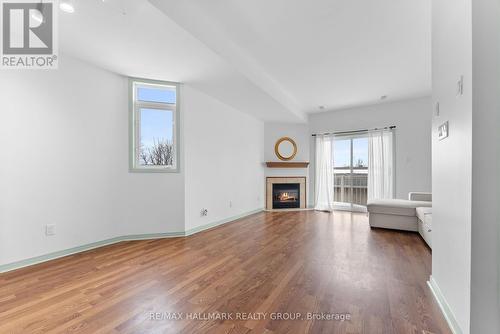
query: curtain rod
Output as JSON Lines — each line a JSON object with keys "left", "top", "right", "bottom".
{"left": 311, "top": 125, "right": 396, "bottom": 137}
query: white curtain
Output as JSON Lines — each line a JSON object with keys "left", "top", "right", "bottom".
{"left": 367, "top": 129, "right": 394, "bottom": 201}
{"left": 314, "top": 135, "right": 335, "bottom": 211}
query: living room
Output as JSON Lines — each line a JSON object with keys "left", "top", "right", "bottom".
{"left": 0, "top": 1, "right": 498, "bottom": 333}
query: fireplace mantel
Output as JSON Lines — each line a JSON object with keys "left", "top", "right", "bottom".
{"left": 265, "top": 162, "right": 309, "bottom": 168}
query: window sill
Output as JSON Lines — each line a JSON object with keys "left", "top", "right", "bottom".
{"left": 129, "top": 167, "right": 179, "bottom": 173}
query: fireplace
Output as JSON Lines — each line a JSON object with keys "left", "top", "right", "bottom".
{"left": 266, "top": 177, "right": 306, "bottom": 210}
{"left": 272, "top": 183, "right": 300, "bottom": 209}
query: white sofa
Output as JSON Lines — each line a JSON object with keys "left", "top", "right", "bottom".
{"left": 416, "top": 206, "right": 432, "bottom": 247}
{"left": 367, "top": 192, "right": 432, "bottom": 247}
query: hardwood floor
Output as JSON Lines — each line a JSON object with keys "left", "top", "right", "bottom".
{"left": 0, "top": 211, "right": 450, "bottom": 334}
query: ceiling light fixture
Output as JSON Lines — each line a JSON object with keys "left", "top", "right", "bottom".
{"left": 60, "top": 0, "right": 75, "bottom": 13}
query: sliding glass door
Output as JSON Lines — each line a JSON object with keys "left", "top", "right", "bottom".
{"left": 333, "top": 135, "right": 368, "bottom": 211}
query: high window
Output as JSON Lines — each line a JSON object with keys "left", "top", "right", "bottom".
{"left": 129, "top": 79, "right": 179, "bottom": 172}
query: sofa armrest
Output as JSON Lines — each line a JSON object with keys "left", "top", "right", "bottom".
{"left": 408, "top": 192, "right": 432, "bottom": 202}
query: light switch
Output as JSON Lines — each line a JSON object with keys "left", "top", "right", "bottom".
{"left": 457, "top": 76, "right": 464, "bottom": 96}
{"left": 438, "top": 121, "right": 449, "bottom": 140}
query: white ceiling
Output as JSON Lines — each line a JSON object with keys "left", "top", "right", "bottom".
{"left": 59, "top": 0, "right": 305, "bottom": 122}
{"left": 60, "top": 0, "right": 430, "bottom": 121}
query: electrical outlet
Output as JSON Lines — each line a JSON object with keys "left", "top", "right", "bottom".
{"left": 229, "top": 201, "right": 233, "bottom": 208}
{"left": 200, "top": 209, "right": 208, "bottom": 217}
{"left": 45, "top": 224, "right": 56, "bottom": 236}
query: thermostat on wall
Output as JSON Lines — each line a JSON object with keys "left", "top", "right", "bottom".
{"left": 438, "top": 121, "right": 449, "bottom": 140}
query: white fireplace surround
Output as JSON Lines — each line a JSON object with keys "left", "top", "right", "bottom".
{"left": 266, "top": 177, "right": 307, "bottom": 210}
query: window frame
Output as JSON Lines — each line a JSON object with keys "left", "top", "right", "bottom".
{"left": 332, "top": 133, "right": 369, "bottom": 212}
{"left": 128, "top": 77, "right": 180, "bottom": 173}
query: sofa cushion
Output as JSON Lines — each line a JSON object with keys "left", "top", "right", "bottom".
{"left": 416, "top": 207, "right": 432, "bottom": 222}
{"left": 367, "top": 199, "right": 432, "bottom": 216}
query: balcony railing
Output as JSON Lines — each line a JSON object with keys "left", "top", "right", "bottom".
{"left": 334, "top": 170, "right": 368, "bottom": 206}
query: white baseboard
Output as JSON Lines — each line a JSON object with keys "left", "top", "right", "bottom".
{"left": 0, "top": 209, "right": 263, "bottom": 273}
{"left": 427, "top": 275, "right": 464, "bottom": 334}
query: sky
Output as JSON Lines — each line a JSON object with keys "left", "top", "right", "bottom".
{"left": 333, "top": 137, "right": 368, "bottom": 168}
{"left": 138, "top": 87, "right": 175, "bottom": 149}
{"left": 138, "top": 87, "right": 176, "bottom": 104}
{"left": 140, "top": 108, "right": 173, "bottom": 148}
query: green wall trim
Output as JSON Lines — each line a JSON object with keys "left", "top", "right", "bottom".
{"left": 0, "top": 236, "right": 126, "bottom": 274}
{"left": 184, "top": 209, "right": 263, "bottom": 236}
{"left": 124, "top": 232, "right": 185, "bottom": 240}
{"left": 427, "top": 276, "right": 463, "bottom": 334}
{"left": 0, "top": 209, "right": 263, "bottom": 274}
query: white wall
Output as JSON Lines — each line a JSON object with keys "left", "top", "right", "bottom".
{"left": 431, "top": 0, "right": 473, "bottom": 332}
{"left": 0, "top": 55, "right": 267, "bottom": 267}
{"left": 263, "top": 123, "right": 312, "bottom": 206}
{"left": 470, "top": 0, "right": 500, "bottom": 332}
{"left": 0, "top": 56, "right": 186, "bottom": 266}
{"left": 183, "top": 86, "right": 264, "bottom": 231}
{"left": 432, "top": 1, "right": 500, "bottom": 332}
{"left": 308, "top": 97, "right": 432, "bottom": 200}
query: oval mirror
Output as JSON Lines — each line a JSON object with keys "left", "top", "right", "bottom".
{"left": 275, "top": 137, "right": 297, "bottom": 161}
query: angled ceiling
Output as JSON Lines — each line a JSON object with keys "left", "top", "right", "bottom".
{"left": 150, "top": 0, "right": 431, "bottom": 113}
{"left": 59, "top": 0, "right": 305, "bottom": 122}
{"left": 59, "top": 0, "right": 430, "bottom": 121}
